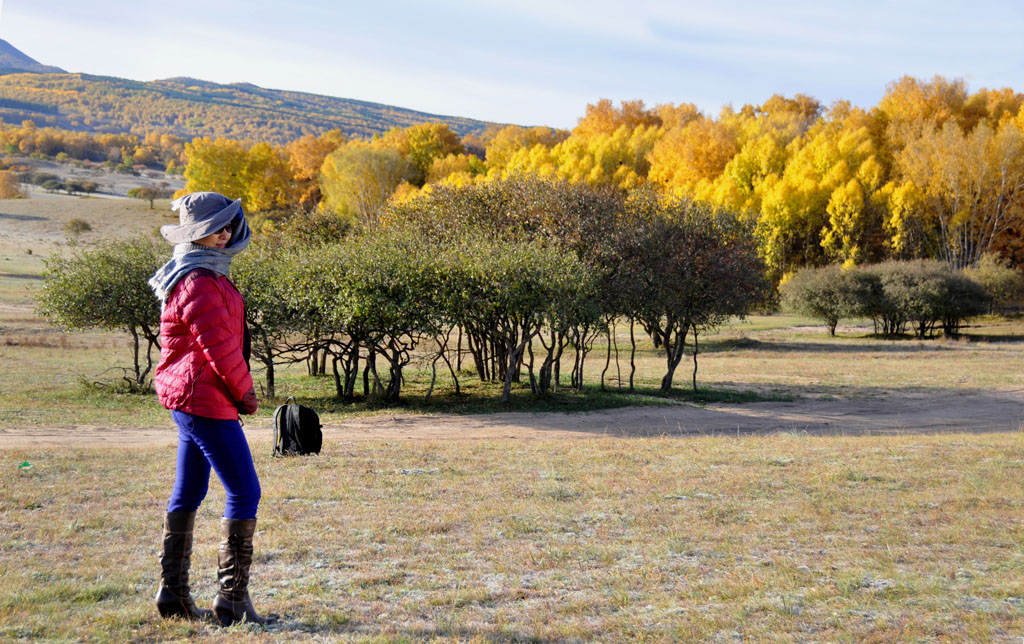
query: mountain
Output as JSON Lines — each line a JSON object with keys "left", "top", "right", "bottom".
{"left": 0, "top": 39, "right": 65, "bottom": 74}
{"left": 0, "top": 40, "right": 501, "bottom": 143}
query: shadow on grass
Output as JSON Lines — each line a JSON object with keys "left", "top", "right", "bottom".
{"left": 268, "top": 381, "right": 793, "bottom": 418}
{"left": 0, "top": 212, "right": 47, "bottom": 222}
{"left": 0, "top": 273, "right": 43, "bottom": 280}
{"left": 701, "top": 337, "right": 970, "bottom": 354}
{"left": 955, "top": 331, "right": 1024, "bottom": 343}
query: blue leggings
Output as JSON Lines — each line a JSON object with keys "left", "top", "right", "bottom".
{"left": 167, "top": 410, "right": 261, "bottom": 520}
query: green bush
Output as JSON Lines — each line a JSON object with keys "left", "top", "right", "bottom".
{"left": 964, "top": 254, "right": 1024, "bottom": 313}
{"left": 64, "top": 218, "right": 92, "bottom": 235}
{"left": 780, "top": 265, "right": 858, "bottom": 336}
{"left": 41, "top": 179, "right": 64, "bottom": 193}
{"left": 788, "top": 260, "right": 990, "bottom": 338}
{"left": 37, "top": 239, "right": 165, "bottom": 387}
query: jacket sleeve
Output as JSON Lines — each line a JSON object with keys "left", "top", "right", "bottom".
{"left": 178, "top": 275, "right": 253, "bottom": 402}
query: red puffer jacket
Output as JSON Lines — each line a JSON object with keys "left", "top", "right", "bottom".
{"left": 155, "top": 268, "right": 254, "bottom": 420}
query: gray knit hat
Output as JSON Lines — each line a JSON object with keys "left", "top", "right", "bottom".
{"left": 160, "top": 192, "right": 242, "bottom": 244}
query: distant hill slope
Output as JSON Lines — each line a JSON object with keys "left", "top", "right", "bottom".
{"left": 0, "top": 39, "right": 65, "bottom": 74}
{"left": 0, "top": 72, "right": 502, "bottom": 143}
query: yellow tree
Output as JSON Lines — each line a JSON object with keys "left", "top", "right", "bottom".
{"left": 964, "top": 87, "right": 1024, "bottom": 128}
{"left": 875, "top": 76, "right": 982, "bottom": 156}
{"left": 0, "top": 170, "right": 23, "bottom": 198}
{"left": 501, "top": 123, "right": 662, "bottom": 191}
{"left": 425, "top": 153, "right": 485, "bottom": 184}
{"left": 878, "top": 76, "right": 972, "bottom": 130}
{"left": 286, "top": 130, "right": 347, "bottom": 210}
{"left": 320, "top": 141, "right": 417, "bottom": 227}
{"left": 484, "top": 125, "right": 568, "bottom": 172}
{"left": 242, "top": 142, "right": 293, "bottom": 212}
{"left": 696, "top": 104, "right": 810, "bottom": 215}
{"left": 181, "top": 137, "right": 248, "bottom": 199}
{"left": 756, "top": 104, "right": 889, "bottom": 273}
{"left": 889, "top": 118, "right": 1024, "bottom": 268}
{"left": 379, "top": 122, "right": 464, "bottom": 185}
{"left": 499, "top": 143, "right": 559, "bottom": 181}
{"left": 648, "top": 115, "right": 738, "bottom": 196}
{"left": 655, "top": 102, "right": 702, "bottom": 131}
{"left": 572, "top": 99, "right": 662, "bottom": 138}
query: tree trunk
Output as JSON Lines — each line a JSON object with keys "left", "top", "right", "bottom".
{"left": 527, "top": 341, "right": 538, "bottom": 393}
{"left": 129, "top": 326, "right": 143, "bottom": 387}
{"left": 659, "top": 322, "right": 688, "bottom": 393}
{"left": 600, "top": 322, "right": 612, "bottom": 391}
{"left": 426, "top": 354, "right": 439, "bottom": 400}
{"left": 501, "top": 341, "right": 528, "bottom": 403}
{"left": 344, "top": 342, "right": 360, "bottom": 400}
{"left": 264, "top": 357, "right": 276, "bottom": 399}
{"left": 456, "top": 326, "right": 463, "bottom": 372}
{"left": 332, "top": 355, "right": 344, "bottom": 399}
{"left": 691, "top": 325, "right": 699, "bottom": 392}
{"left": 441, "top": 345, "right": 460, "bottom": 395}
{"left": 628, "top": 319, "right": 636, "bottom": 392}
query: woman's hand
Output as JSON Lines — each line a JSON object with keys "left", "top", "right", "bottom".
{"left": 237, "top": 387, "right": 258, "bottom": 415}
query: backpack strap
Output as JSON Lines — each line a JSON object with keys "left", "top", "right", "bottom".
{"left": 271, "top": 396, "right": 297, "bottom": 457}
{"left": 271, "top": 403, "right": 284, "bottom": 457}
{"left": 287, "top": 402, "right": 306, "bottom": 454}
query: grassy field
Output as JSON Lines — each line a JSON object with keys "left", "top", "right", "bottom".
{"left": 2, "top": 432, "right": 1024, "bottom": 643}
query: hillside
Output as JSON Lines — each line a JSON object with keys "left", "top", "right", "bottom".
{"left": 0, "top": 38, "right": 502, "bottom": 144}
{"left": 0, "top": 39, "right": 65, "bottom": 74}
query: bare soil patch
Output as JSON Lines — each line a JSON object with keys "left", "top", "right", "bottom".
{"left": 3, "top": 387, "right": 1022, "bottom": 449}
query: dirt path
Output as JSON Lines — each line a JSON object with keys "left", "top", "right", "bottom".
{"left": 3, "top": 388, "right": 1023, "bottom": 449}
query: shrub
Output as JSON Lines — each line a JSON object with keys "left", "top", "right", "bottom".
{"left": 853, "top": 261, "right": 987, "bottom": 337}
{"left": 25, "top": 172, "right": 60, "bottom": 185}
{"left": 37, "top": 239, "right": 165, "bottom": 387}
{"left": 934, "top": 272, "right": 989, "bottom": 335}
{"left": 788, "top": 260, "right": 991, "bottom": 338}
{"left": 964, "top": 254, "right": 1024, "bottom": 313}
{"left": 0, "top": 170, "right": 24, "bottom": 198}
{"left": 65, "top": 218, "right": 92, "bottom": 235}
{"left": 780, "top": 265, "right": 858, "bottom": 336}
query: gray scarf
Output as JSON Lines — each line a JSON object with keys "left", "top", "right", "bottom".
{"left": 149, "top": 216, "right": 252, "bottom": 303}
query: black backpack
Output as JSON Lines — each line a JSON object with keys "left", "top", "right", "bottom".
{"left": 272, "top": 396, "right": 323, "bottom": 456}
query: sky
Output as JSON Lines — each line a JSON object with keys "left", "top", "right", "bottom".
{"left": 3, "top": 0, "right": 1024, "bottom": 129}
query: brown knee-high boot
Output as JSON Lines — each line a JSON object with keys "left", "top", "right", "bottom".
{"left": 212, "top": 518, "right": 276, "bottom": 626}
{"left": 156, "top": 511, "right": 212, "bottom": 620}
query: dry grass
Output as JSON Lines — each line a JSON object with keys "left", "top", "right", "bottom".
{"left": 0, "top": 192, "right": 172, "bottom": 260}
{"left": 2, "top": 432, "right": 1024, "bottom": 642}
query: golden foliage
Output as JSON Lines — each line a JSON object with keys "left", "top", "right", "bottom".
{"left": 0, "top": 170, "right": 24, "bottom": 198}
{"left": 572, "top": 99, "right": 662, "bottom": 138}
{"left": 484, "top": 125, "right": 568, "bottom": 171}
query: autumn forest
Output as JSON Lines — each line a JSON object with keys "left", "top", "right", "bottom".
{"left": 4, "top": 74, "right": 1024, "bottom": 278}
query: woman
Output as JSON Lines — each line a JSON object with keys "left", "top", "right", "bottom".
{"left": 148, "top": 191, "right": 272, "bottom": 626}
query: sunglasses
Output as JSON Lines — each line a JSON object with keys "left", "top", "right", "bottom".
{"left": 214, "top": 223, "right": 233, "bottom": 235}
